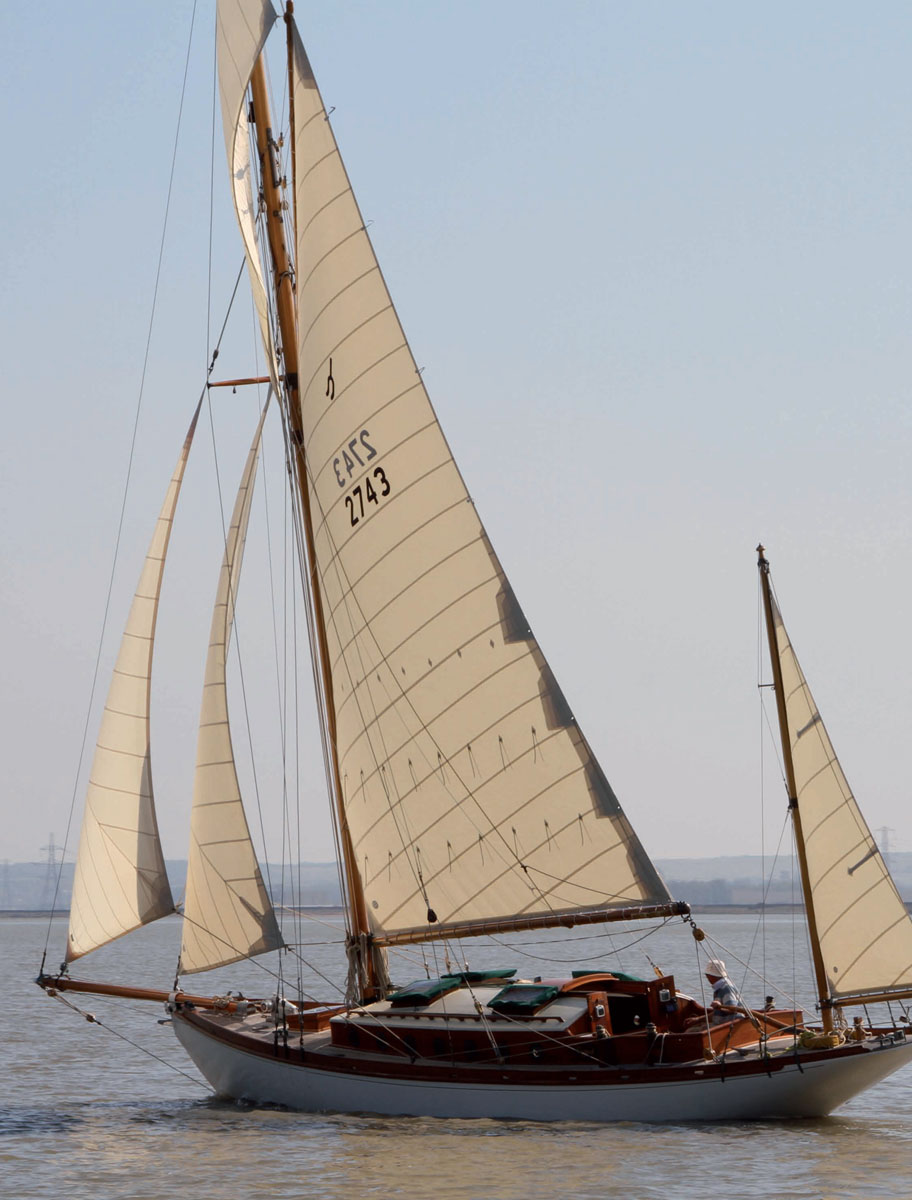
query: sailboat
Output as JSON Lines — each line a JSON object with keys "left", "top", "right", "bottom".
{"left": 38, "top": 0, "right": 912, "bottom": 1121}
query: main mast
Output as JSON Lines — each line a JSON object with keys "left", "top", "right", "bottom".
{"left": 247, "top": 19, "right": 377, "bottom": 995}
{"left": 757, "top": 546, "right": 834, "bottom": 1031}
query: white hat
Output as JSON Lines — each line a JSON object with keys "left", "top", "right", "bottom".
{"left": 705, "top": 959, "right": 727, "bottom": 978}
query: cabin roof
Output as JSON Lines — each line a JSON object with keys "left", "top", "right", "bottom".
{"left": 338, "top": 985, "right": 589, "bottom": 1030}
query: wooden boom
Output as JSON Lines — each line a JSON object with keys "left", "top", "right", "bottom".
{"left": 376, "top": 901, "right": 691, "bottom": 947}
{"left": 36, "top": 973, "right": 330, "bottom": 1011}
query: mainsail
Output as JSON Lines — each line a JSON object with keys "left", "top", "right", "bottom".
{"left": 66, "top": 404, "right": 202, "bottom": 960}
{"left": 768, "top": 589, "right": 912, "bottom": 999}
{"left": 287, "top": 33, "right": 670, "bottom": 942}
{"left": 181, "top": 402, "right": 283, "bottom": 974}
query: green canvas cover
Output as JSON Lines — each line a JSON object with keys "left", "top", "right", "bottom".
{"left": 387, "top": 978, "right": 460, "bottom": 1007}
{"left": 443, "top": 968, "right": 517, "bottom": 985}
{"left": 488, "top": 983, "right": 561, "bottom": 1015}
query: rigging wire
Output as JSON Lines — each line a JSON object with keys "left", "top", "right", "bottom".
{"left": 263, "top": 49, "right": 315, "bottom": 980}
{"left": 218, "top": 72, "right": 309, "bottom": 987}
{"left": 201, "top": 387, "right": 277, "bottom": 892}
{"left": 47, "top": 989, "right": 212, "bottom": 1093}
{"left": 695, "top": 924, "right": 814, "bottom": 1025}
{"left": 693, "top": 935, "right": 713, "bottom": 1047}
{"left": 242, "top": 81, "right": 354, "bottom": 944}
{"left": 178, "top": 908, "right": 296, "bottom": 990}
{"left": 198, "top": 3, "right": 279, "bottom": 925}
{"left": 480, "top": 918, "right": 675, "bottom": 965}
{"left": 241, "top": 266, "right": 284, "bottom": 881}
{"left": 292, "top": 526, "right": 305, "bottom": 996}
{"left": 273, "top": 350, "right": 353, "bottom": 939}
{"left": 205, "top": 2, "right": 218, "bottom": 370}
{"left": 237, "top": 218, "right": 299, "bottom": 974}
{"left": 236, "top": 172, "right": 307, "bottom": 974}
{"left": 42, "top": 0, "right": 202, "bottom": 961}
{"left": 737, "top": 812, "right": 791, "bottom": 1005}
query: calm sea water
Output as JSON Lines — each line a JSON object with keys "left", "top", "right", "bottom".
{"left": 3, "top": 912, "right": 912, "bottom": 1199}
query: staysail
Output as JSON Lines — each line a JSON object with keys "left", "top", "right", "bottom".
{"left": 766, "top": 584, "right": 912, "bottom": 999}
{"left": 66, "top": 404, "right": 203, "bottom": 960}
{"left": 181, "top": 401, "right": 283, "bottom": 974}
{"left": 287, "top": 32, "right": 670, "bottom": 943}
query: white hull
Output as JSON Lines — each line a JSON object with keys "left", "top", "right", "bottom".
{"left": 173, "top": 1015, "right": 912, "bottom": 1122}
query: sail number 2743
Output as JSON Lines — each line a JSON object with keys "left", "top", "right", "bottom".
{"left": 345, "top": 468, "right": 391, "bottom": 526}
{"left": 333, "top": 429, "right": 392, "bottom": 527}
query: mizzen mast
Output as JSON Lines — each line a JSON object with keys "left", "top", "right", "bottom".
{"left": 757, "top": 545, "right": 834, "bottom": 1031}
{"left": 246, "top": 27, "right": 375, "bottom": 986}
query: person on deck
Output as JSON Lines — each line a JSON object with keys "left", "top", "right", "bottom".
{"left": 704, "top": 958, "right": 740, "bottom": 1024}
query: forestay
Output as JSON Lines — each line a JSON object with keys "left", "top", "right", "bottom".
{"left": 288, "top": 32, "right": 670, "bottom": 941}
{"left": 771, "top": 595, "right": 912, "bottom": 998}
{"left": 66, "top": 406, "right": 203, "bottom": 960}
{"left": 181, "top": 402, "right": 283, "bottom": 973}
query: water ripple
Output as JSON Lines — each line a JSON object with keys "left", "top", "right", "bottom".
{"left": 0, "top": 1107, "right": 82, "bottom": 1137}
{"left": 7, "top": 915, "right": 912, "bottom": 1200}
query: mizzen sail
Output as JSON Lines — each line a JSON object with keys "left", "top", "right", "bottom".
{"left": 769, "top": 590, "right": 912, "bottom": 999}
{"left": 181, "top": 402, "right": 282, "bottom": 974}
{"left": 66, "top": 405, "right": 202, "bottom": 960}
{"left": 288, "top": 33, "right": 670, "bottom": 943}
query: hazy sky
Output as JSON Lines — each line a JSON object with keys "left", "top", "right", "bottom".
{"left": 1, "top": 1, "right": 910, "bottom": 873}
